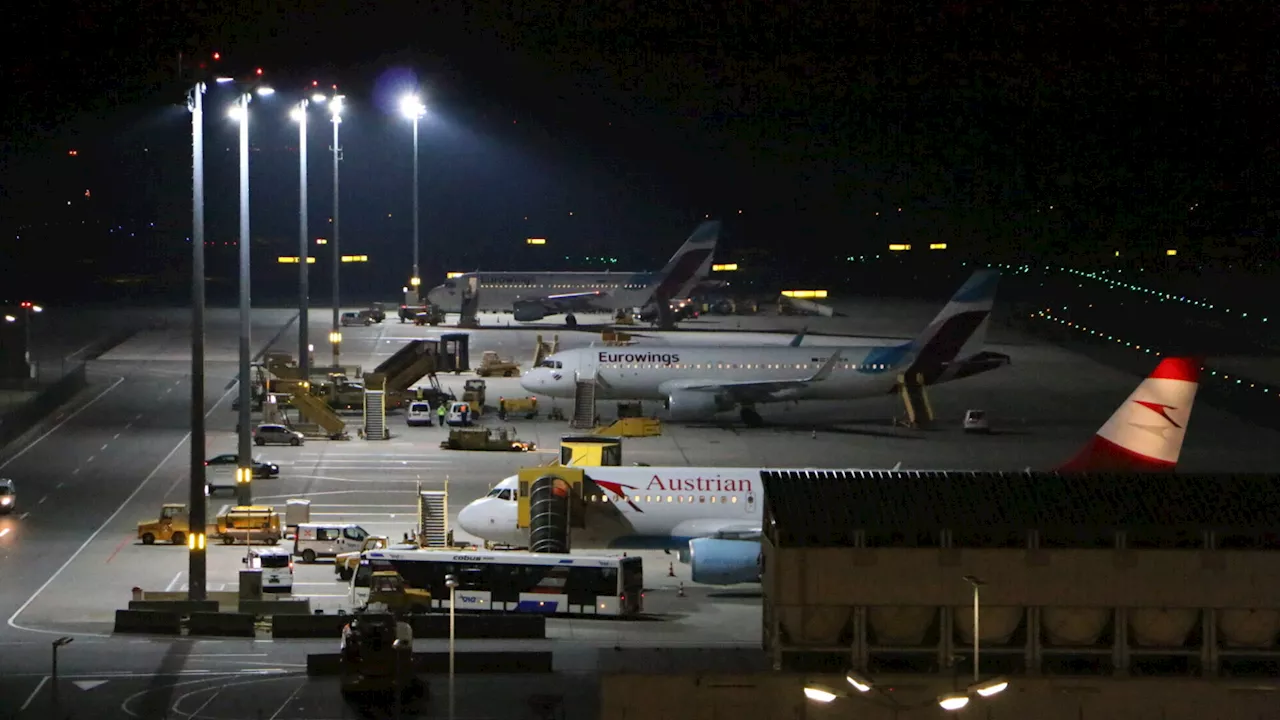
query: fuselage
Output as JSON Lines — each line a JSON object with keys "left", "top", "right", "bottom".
{"left": 426, "top": 271, "right": 658, "bottom": 313}
{"left": 456, "top": 467, "right": 768, "bottom": 550}
{"left": 522, "top": 344, "right": 911, "bottom": 402}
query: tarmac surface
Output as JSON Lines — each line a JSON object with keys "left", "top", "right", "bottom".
{"left": 0, "top": 300, "right": 1277, "bottom": 719}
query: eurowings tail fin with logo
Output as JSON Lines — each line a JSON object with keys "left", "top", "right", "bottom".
{"left": 647, "top": 221, "right": 721, "bottom": 303}
{"left": 1057, "top": 356, "right": 1202, "bottom": 473}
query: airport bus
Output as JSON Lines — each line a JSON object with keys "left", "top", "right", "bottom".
{"left": 350, "top": 548, "right": 644, "bottom": 617}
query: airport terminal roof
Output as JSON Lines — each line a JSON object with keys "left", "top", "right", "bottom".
{"left": 761, "top": 471, "right": 1280, "bottom": 547}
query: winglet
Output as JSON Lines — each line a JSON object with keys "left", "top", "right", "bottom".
{"left": 809, "top": 350, "right": 842, "bottom": 382}
{"left": 1057, "top": 356, "right": 1202, "bottom": 473}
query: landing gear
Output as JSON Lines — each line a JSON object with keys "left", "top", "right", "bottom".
{"left": 564, "top": 314, "right": 578, "bottom": 328}
{"left": 740, "top": 406, "right": 763, "bottom": 427}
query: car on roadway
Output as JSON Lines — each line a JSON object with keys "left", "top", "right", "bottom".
{"left": 205, "top": 454, "right": 280, "bottom": 478}
{"left": 0, "top": 479, "right": 14, "bottom": 513}
{"left": 254, "top": 424, "right": 304, "bottom": 446}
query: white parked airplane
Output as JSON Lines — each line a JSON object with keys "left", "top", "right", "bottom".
{"left": 521, "top": 268, "right": 1010, "bottom": 425}
{"left": 457, "top": 356, "right": 1202, "bottom": 584}
{"left": 424, "top": 221, "right": 719, "bottom": 327}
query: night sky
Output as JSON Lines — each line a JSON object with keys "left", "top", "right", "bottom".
{"left": 3, "top": 1, "right": 1277, "bottom": 302}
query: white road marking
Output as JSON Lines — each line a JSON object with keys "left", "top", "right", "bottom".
{"left": 37, "top": 496, "right": 47, "bottom": 505}
{"left": 6, "top": 382, "right": 239, "bottom": 638}
{"left": 18, "top": 512, "right": 29, "bottom": 519}
{"left": 71, "top": 468, "right": 80, "bottom": 475}
{"left": 0, "top": 528, "right": 11, "bottom": 538}
{"left": 113, "top": 433, "right": 121, "bottom": 439}
{"left": 86, "top": 455, "right": 95, "bottom": 463}
{"left": 134, "top": 413, "right": 143, "bottom": 421}
{"left": 267, "top": 677, "right": 307, "bottom": 720}
{"left": 101, "top": 443, "right": 109, "bottom": 450}
{"left": 165, "top": 571, "right": 184, "bottom": 592}
{"left": 0, "top": 376, "right": 124, "bottom": 470}
{"left": 309, "top": 504, "right": 416, "bottom": 509}
{"left": 125, "top": 422, "right": 133, "bottom": 429}
{"left": 56, "top": 483, "right": 63, "bottom": 489}
{"left": 19, "top": 675, "right": 48, "bottom": 711}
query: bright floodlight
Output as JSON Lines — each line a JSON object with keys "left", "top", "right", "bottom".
{"left": 3, "top": 315, "right": 15, "bottom": 323}
{"left": 399, "top": 94, "right": 426, "bottom": 120}
{"left": 215, "top": 77, "right": 234, "bottom": 84}
{"left": 256, "top": 86, "right": 275, "bottom": 97}
{"left": 971, "top": 677, "right": 1009, "bottom": 697}
{"left": 228, "top": 105, "right": 247, "bottom": 121}
{"left": 845, "top": 670, "right": 872, "bottom": 693}
{"left": 802, "top": 685, "right": 838, "bottom": 703}
{"left": 330, "top": 95, "right": 345, "bottom": 118}
{"left": 290, "top": 107, "right": 305, "bottom": 122}
{"left": 937, "top": 692, "right": 970, "bottom": 711}
{"left": 311, "top": 93, "right": 328, "bottom": 103}
{"left": 31, "top": 305, "right": 42, "bottom": 313}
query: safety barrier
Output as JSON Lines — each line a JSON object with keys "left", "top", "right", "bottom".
{"left": 409, "top": 613, "right": 546, "bottom": 639}
{"left": 239, "top": 598, "right": 312, "bottom": 616}
{"left": 271, "top": 612, "right": 352, "bottom": 638}
{"left": 305, "top": 651, "right": 553, "bottom": 676}
{"left": 113, "top": 609, "right": 181, "bottom": 635}
{"left": 187, "top": 611, "right": 256, "bottom": 637}
{"left": 128, "top": 600, "right": 219, "bottom": 614}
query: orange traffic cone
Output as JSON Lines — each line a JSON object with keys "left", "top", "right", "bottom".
{"left": 667, "top": 562, "right": 675, "bottom": 577}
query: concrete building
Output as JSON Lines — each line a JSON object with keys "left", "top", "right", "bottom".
{"left": 756, "top": 470, "right": 1280, "bottom": 719}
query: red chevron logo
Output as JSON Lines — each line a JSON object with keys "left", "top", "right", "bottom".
{"left": 594, "top": 480, "right": 643, "bottom": 513}
{"left": 1133, "top": 400, "right": 1181, "bottom": 428}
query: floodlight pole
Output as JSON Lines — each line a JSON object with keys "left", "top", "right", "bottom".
{"left": 188, "top": 82, "right": 208, "bottom": 601}
{"left": 331, "top": 103, "right": 342, "bottom": 366}
{"left": 236, "top": 91, "right": 253, "bottom": 508}
{"left": 298, "top": 99, "right": 310, "bottom": 383}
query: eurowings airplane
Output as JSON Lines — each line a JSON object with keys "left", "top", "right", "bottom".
{"left": 521, "top": 268, "right": 1011, "bottom": 425}
{"left": 457, "top": 356, "right": 1201, "bottom": 584}
{"left": 424, "top": 221, "right": 719, "bottom": 327}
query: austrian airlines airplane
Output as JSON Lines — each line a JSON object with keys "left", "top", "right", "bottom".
{"left": 424, "top": 221, "right": 719, "bottom": 327}
{"left": 457, "top": 356, "right": 1201, "bottom": 584}
{"left": 520, "top": 269, "right": 1012, "bottom": 425}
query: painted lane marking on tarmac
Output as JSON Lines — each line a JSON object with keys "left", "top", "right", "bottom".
{"left": 6, "top": 382, "right": 237, "bottom": 638}
{"left": 0, "top": 528, "right": 11, "bottom": 538}
{"left": 0, "top": 376, "right": 124, "bottom": 471}
{"left": 19, "top": 675, "right": 48, "bottom": 711}
{"left": 105, "top": 533, "right": 132, "bottom": 564}
{"left": 71, "top": 467, "right": 80, "bottom": 475}
{"left": 113, "top": 433, "right": 121, "bottom": 440}
{"left": 86, "top": 455, "right": 95, "bottom": 463}
{"left": 37, "top": 496, "right": 47, "bottom": 505}
{"left": 18, "top": 512, "right": 29, "bottom": 520}
{"left": 101, "top": 443, "right": 109, "bottom": 450}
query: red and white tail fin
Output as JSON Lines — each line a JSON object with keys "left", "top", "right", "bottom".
{"left": 1057, "top": 357, "right": 1201, "bottom": 473}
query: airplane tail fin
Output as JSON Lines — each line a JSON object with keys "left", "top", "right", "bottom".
{"left": 890, "top": 269, "right": 1000, "bottom": 381}
{"left": 648, "top": 221, "right": 720, "bottom": 303}
{"left": 1057, "top": 357, "right": 1201, "bottom": 473}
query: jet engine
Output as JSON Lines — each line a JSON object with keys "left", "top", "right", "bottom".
{"left": 665, "top": 390, "right": 734, "bottom": 421}
{"left": 513, "top": 301, "right": 549, "bottom": 322}
{"left": 687, "top": 538, "right": 762, "bottom": 585}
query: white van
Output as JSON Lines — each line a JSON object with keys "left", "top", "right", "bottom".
{"left": 446, "top": 401, "right": 474, "bottom": 427}
{"left": 293, "top": 523, "right": 370, "bottom": 563}
{"left": 246, "top": 546, "right": 294, "bottom": 593}
{"left": 406, "top": 401, "right": 433, "bottom": 427}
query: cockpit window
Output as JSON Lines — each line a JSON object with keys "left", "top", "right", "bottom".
{"left": 486, "top": 488, "right": 514, "bottom": 501}
{"left": 443, "top": 281, "right": 456, "bottom": 289}
{"left": 539, "top": 360, "right": 563, "bottom": 369}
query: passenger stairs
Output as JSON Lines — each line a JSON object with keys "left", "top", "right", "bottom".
{"left": 364, "top": 389, "right": 387, "bottom": 440}
{"left": 570, "top": 378, "right": 598, "bottom": 429}
{"left": 417, "top": 488, "right": 449, "bottom": 548}
{"left": 897, "top": 372, "right": 934, "bottom": 428}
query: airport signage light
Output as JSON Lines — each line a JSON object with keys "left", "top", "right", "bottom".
{"left": 526, "top": 237, "right": 547, "bottom": 245}
{"left": 316, "top": 238, "right": 328, "bottom": 245}
{"left": 329, "top": 331, "right": 342, "bottom": 344}
{"left": 340, "top": 255, "right": 368, "bottom": 263}
{"left": 929, "top": 243, "right": 947, "bottom": 250}
{"left": 446, "top": 272, "right": 464, "bottom": 279}
{"left": 410, "top": 277, "right": 421, "bottom": 287}
{"left": 888, "top": 243, "right": 912, "bottom": 252}
{"left": 1166, "top": 249, "right": 1178, "bottom": 256}
{"left": 782, "top": 290, "right": 829, "bottom": 299}
{"left": 712, "top": 263, "right": 739, "bottom": 271}
{"left": 277, "top": 256, "right": 316, "bottom": 264}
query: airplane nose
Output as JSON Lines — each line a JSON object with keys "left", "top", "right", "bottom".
{"left": 519, "top": 373, "right": 540, "bottom": 394}
{"left": 456, "top": 500, "right": 488, "bottom": 536}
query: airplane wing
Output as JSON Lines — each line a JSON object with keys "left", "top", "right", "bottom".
{"left": 522, "top": 290, "right": 611, "bottom": 315}
{"left": 670, "top": 518, "right": 761, "bottom": 540}
{"left": 658, "top": 350, "right": 843, "bottom": 405}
